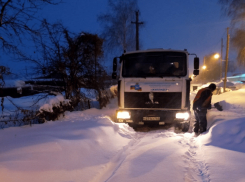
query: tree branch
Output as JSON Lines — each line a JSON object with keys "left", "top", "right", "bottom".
{"left": 0, "top": 0, "right": 12, "bottom": 27}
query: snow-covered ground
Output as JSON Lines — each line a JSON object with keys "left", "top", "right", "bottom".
{"left": 1, "top": 84, "right": 245, "bottom": 182}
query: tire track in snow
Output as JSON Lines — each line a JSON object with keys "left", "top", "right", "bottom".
{"left": 89, "top": 132, "right": 146, "bottom": 182}
{"left": 178, "top": 134, "right": 211, "bottom": 182}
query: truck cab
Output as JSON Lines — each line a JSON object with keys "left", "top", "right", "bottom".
{"left": 112, "top": 49, "right": 199, "bottom": 131}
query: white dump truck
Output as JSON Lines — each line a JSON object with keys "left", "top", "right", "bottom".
{"left": 112, "top": 49, "right": 199, "bottom": 131}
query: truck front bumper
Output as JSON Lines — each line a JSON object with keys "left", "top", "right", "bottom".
{"left": 115, "top": 109, "right": 190, "bottom": 125}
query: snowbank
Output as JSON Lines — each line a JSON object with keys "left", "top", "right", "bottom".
{"left": 202, "top": 117, "right": 245, "bottom": 152}
{"left": 0, "top": 100, "right": 134, "bottom": 182}
{"left": 216, "top": 81, "right": 234, "bottom": 87}
{"left": 212, "top": 88, "right": 245, "bottom": 109}
{"left": 39, "top": 94, "right": 70, "bottom": 113}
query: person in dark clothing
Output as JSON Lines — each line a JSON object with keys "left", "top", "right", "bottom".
{"left": 193, "top": 83, "right": 216, "bottom": 134}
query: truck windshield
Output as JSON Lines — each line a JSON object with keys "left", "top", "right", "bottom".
{"left": 122, "top": 52, "right": 187, "bottom": 77}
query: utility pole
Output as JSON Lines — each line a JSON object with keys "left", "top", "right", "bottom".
{"left": 220, "top": 38, "right": 223, "bottom": 80}
{"left": 224, "top": 28, "right": 230, "bottom": 92}
{"left": 131, "top": 11, "right": 143, "bottom": 50}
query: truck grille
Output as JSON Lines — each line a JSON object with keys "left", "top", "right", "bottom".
{"left": 124, "top": 92, "right": 182, "bottom": 109}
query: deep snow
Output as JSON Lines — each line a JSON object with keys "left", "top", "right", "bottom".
{"left": 0, "top": 84, "right": 245, "bottom": 182}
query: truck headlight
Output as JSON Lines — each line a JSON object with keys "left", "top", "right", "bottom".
{"left": 176, "top": 112, "right": 189, "bottom": 120}
{"left": 117, "top": 111, "right": 131, "bottom": 119}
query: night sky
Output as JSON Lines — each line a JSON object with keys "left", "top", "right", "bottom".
{"left": 3, "top": 0, "right": 232, "bottom": 75}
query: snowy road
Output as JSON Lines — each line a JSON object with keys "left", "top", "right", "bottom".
{"left": 90, "top": 128, "right": 211, "bottom": 182}
{"left": 1, "top": 88, "right": 245, "bottom": 182}
{"left": 0, "top": 106, "right": 209, "bottom": 182}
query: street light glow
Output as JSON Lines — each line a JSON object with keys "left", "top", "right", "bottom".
{"left": 202, "top": 65, "right": 206, "bottom": 69}
{"left": 214, "top": 53, "right": 220, "bottom": 59}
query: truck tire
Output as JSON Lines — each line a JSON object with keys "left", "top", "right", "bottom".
{"left": 128, "top": 123, "right": 137, "bottom": 128}
{"left": 110, "top": 114, "right": 117, "bottom": 123}
{"left": 174, "top": 123, "right": 182, "bottom": 133}
{"left": 181, "top": 121, "right": 190, "bottom": 132}
{"left": 174, "top": 121, "right": 190, "bottom": 133}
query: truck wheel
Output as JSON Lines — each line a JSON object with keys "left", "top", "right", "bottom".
{"left": 174, "top": 123, "right": 182, "bottom": 133}
{"left": 174, "top": 121, "right": 190, "bottom": 133}
{"left": 181, "top": 121, "right": 190, "bottom": 132}
{"left": 128, "top": 123, "right": 137, "bottom": 128}
{"left": 110, "top": 114, "right": 117, "bottom": 123}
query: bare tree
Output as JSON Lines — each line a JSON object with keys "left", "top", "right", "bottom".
{"left": 32, "top": 20, "right": 109, "bottom": 109}
{"left": 62, "top": 30, "right": 104, "bottom": 101}
{"left": 98, "top": 0, "right": 138, "bottom": 53}
{"left": 219, "top": 0, "right": 245, "bottom": 22}
{"left": 230, "top": 28, "right": 245, "bottom": 66}
{"left": 0, "top": 0, "right": 61, "bottom": 88}
{"left": 219, "top": 0, "right": 245, "bottom": 66}
{"left": 0, "top": 0, "right": 60, "bottom": 53}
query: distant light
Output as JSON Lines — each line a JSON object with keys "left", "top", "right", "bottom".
{"left": 214, "top": 53, "right": 220, "bottom": 59}
{"left": 202, "top": 65, "right": 207, "bottom": 70}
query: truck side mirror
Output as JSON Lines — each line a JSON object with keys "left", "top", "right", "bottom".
{"left": 194, "top": 57, "right": 199, "bottom": 70}
{"left": 112, "top": 72, "right": 117, "bottom": 79}
{"left": 113, "top": 57, "right": 117, "bottom": 72}
{"left": 120, "top": 54, "right": 125, "bottom": 63}
{"left": 193, "top": 69, "right": 199, "bottom": 76}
